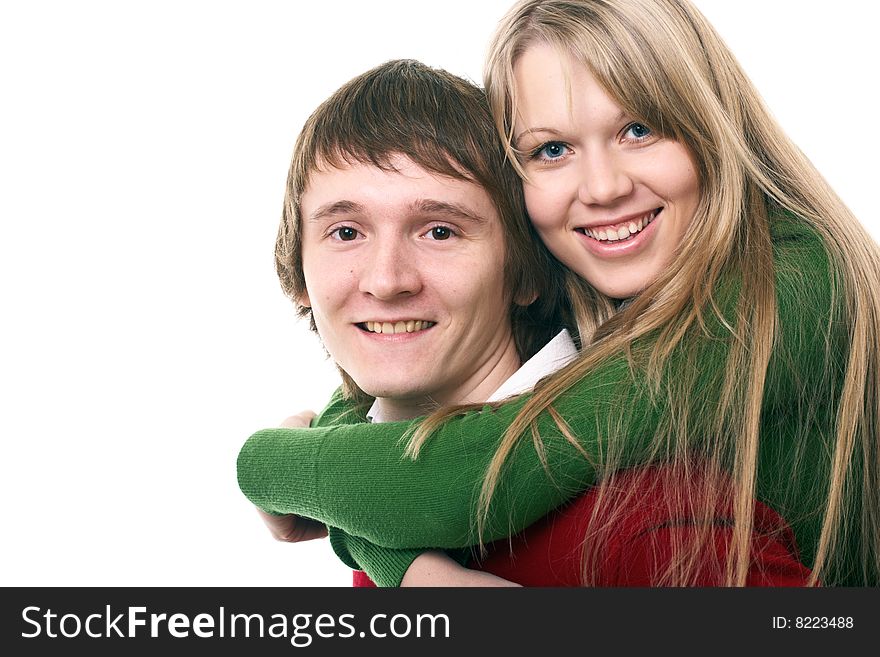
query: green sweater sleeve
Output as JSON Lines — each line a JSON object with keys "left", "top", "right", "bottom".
{"left": 238, "top": 221, "right": 839, "bottom": 558}
{"left": 239, "top": 347, "right": 662, "bottom": 549}
{"left": 285, "top": 389, "right": 491, "bottom": 585}
{"left": 308, "top": 392, "right": 467, "bottom": 585}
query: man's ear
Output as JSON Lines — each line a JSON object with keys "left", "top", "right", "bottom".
{"left": 297, "top": 290, "right": 311, "bottom": 308}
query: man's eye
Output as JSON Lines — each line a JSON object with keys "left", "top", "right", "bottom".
{"left": 331, "top": 226, "right": 359, "bottom": 241}
{"left": 428, "top": 226, "right": 453, "bottom": 240}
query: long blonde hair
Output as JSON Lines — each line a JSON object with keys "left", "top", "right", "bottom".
{"left": 415, "top": 0, "right": 879, "bottom": 586}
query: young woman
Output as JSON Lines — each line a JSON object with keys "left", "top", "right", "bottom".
{"left": 239, "top": 0, "right": 880, "bottom": 587}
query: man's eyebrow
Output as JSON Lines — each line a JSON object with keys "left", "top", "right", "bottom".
{"left": 307, "top": 200, "right": 364, "bottom": 222}
{"left": 412, "top": 199, "right": 486, "bottom": 224}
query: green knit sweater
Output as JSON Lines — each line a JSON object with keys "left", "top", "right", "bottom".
{"left": 238, "top": 219, "right": 867, "bottom": 586}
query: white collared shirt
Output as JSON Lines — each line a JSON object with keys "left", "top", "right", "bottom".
{"left": 367, "top": 329, "right": 578, "bottom": 423}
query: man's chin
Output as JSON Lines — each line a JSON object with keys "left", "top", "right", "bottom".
{"left": 361, "top": 385, "right": 431, "bottom": 401}
{"left": 360, "top": 381, "right": 443, "bottom": 406}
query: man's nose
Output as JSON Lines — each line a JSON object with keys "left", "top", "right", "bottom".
{"left": 357, "top": 239, "right": 422, "bottom": 300}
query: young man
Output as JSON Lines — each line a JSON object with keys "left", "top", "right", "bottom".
{"left": 260, "top": 58, "right": 574, "bottom": 586}
{"left": 242, "top": 60, "right": 812, "bottom": 588}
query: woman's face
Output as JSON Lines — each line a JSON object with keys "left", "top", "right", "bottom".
{"left": 512, "top": 44, "right": 701, "bottom": 300}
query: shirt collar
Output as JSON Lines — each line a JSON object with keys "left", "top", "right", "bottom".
{"left": 366, "top": 329, "right": 577, "bottom": 423}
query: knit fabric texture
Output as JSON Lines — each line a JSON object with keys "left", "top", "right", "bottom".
{"left": 238, "top": 218, "right": 858, "bottom": 585}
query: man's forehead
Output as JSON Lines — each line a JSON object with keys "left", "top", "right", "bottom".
{"left": 305, "top": 151, "right": 468, "bottom": 184}
{"left": 301, "top": 155, "right": 499, "bottom": 224}
{"left": 308, "top": 148, "right": 468, "bottom": 178}
{"left": 306, "top": 197, "right": 489, "bottom": 227}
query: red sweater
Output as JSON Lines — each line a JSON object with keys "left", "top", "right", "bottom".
{"left": 353, "top": 464, "right": 812, "bottom": 587}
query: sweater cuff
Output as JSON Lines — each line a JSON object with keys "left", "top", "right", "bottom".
{"left": 328, "top": 527, "right": 361, "bottom": 571}
{"left": 237, "top": 428, "right": 322, "bottom": 517}
{"left": 334, "top": 532, "right": 474, "bottom": 587}
{"left": 342, "top": 533, "right": 423, "bottom": 587}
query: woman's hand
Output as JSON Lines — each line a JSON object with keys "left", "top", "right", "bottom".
{"left": 401, "top": 551, "right": 521, "bottom": 587}
{"left": 253, "top": 409, "right": 326, "bottom": 542}
{"left": 279, "top": 410, "right": 317, "bottom": 428}
{"left": 256, "top": 508, "right": 328, "bottom": 542}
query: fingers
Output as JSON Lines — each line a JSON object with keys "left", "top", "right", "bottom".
{"left": 256, "top": 508, "right": 328, "bottom": 543}
{"left": 289, "top": 517, "right": 329, "bottom": 542}
{"left": 279, "top": 410, "right": 318, "bottom": 428}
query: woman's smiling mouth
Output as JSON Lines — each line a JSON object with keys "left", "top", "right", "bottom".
{"left": 569, "top": 207, "right": 664, "bottom": 261}
{"left": 575, "top": 208, "right": 661, "bottom": 243}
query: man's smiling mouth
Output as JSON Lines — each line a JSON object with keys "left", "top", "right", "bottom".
{"left": 358, "top": 320, "right": 437, "bottom": 335}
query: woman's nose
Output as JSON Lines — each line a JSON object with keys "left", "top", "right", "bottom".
{"left": 576, "top": 152, "right": 634, "bottom": 206}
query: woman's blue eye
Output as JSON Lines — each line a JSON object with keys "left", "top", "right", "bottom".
{"left": 333, "top": 226, "right": 358, "bottom": 241}
{"left": 429, "top": 226, "right": 452, "bottom": 240}
{"left": 536, "top": 142, "right": 568, "bottom": 159}
{"left": 625, "top": 123, "right": 652, "bottom": 140}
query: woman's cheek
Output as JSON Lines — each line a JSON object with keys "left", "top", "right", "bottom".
{"left": 524, "top": 184, "right": 562, "bottom": 232}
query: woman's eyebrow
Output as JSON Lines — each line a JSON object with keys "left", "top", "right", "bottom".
{"left": 514, "top": 111, "right": 632, "bottom": 146}
{"left": 307, "top": 200, "right": 363, "bottom": 222}
{"left": 513, "top": 127, "right": 562, "bottom": 147}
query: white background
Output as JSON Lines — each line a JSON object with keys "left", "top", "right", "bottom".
{"left": 1, "top": 1, "right": 877, "bottom": 587}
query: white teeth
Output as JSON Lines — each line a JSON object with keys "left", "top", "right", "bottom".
{"left": 363, "top": 320, "right": 435, "bottom": 335}
{"left": 583, "top": 210, "right": 658, "bottom": 243}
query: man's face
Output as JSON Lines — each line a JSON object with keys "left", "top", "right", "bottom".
{"left": 299, "top": 154, "right": 518, "bottom": 408}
